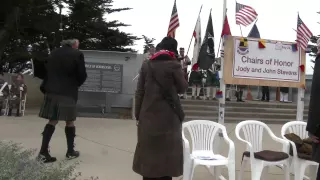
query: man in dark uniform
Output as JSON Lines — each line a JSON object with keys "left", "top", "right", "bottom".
{"left": 236, "top": 85, "right": 245, "bottom": 102}
{"left": 37, "top": 39, "right": 87, "bottom": 163}
{"left": 8, "top": 74, "right": 27, "bottom": 116}
{"left": 261, "top": 86, "right": 270, "bottom": 102}
{"left": 178, "top": 47, "right": 190, "bottom": 99}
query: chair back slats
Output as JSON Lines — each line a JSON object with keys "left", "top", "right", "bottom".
{"left": 282, "top": 121, "right": 308, "bottom": 139}
{"left": 183, "top": 120, "right": 225, "bottom": 152}
{"left": 241, "top": 123, "right": 264, "bottom": 152}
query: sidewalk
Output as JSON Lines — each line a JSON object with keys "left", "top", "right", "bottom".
{"left": 0, "top": 115, "right": 296, "bottom": 180}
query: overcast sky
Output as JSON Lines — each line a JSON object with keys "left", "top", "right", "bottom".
{"left": 108, "top": 0, "right": 319, "bottom": 74}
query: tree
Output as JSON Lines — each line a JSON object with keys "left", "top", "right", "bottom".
{"left": 63, "top": 0, "right": 140, "bottom": 52}
{"left": 308, "top": 35, "right": 319, "bottom": 69}
{"left": 142, "top": 35, "right": 155, "bottom": 54}
{"left": 307, "top": 11, "right": 320, "bottom": 69}
{"left": 0, "top": 0, "right": 139, "bottom": 73}
{"left": 0, "top": 0, "right": 60, "bottom": 73}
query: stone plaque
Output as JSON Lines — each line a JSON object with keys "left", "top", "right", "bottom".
{"left": 79, "top": 62, "right": 123, "bottom": 93}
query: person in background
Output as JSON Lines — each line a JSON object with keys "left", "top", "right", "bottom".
{"left": 204, "top": 68, "right": 219, "bottom": 100}
{"left": 178, "top": 47, "right": 191, "bottom": 99}
{"left": 306, "top": 38, "right": 320, "bottom": 180}
{"left": 8, "top": 74, "right": 27, "bottom": 116}
{"left": 37, "top": 39, "right": 87, "bottom": 163}
{"left": 188, "top": 63, "right": 202, "bottom": 100}
{"left": 280, "top": 87, "right": 289, "bottom": 102}
{"left": 133, "top": 37, "right": 188, "bottom": 180}
{"left": 236, "top": 85, "right": 245, "bottom": 102}
{"left": 0, "top": 77, "right": 9, "bottom": 115}
{"left": 225, "top": 84, "right": 231, "bottom": 101}
{"left": 144, "top": 45, "right": 155, "bottom": 61}
{"left": 261, "top": 86, "right": 270, "bottom": 102}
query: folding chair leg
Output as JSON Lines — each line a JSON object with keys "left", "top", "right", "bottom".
{"left": 238, "top": 159, "right": 247, "bottom": 180}
{"left": 283, "top": 163, "right": 290, "bottom": 180}
{"left": 183, "top": 159, "right": 192, "bottom": 180}
{"left": 251, "top": 163, "right": 264, "bottom": 180}
{"left": 295, "top": 163, "right": 307, "bottom": 180}
{"left": 228, "top": 162, "right": 236, "bottom": 180}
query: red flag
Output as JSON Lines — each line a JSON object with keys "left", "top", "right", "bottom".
{"left": 221, "top": 15, "right": 231, "bottom": 37}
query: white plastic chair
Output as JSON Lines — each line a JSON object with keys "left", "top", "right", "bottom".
{"left": 182, "top": 120, "right": 235, "bottom": 180}
{"left": 281, "top": 121, "right": 318, "bottom": 180}
{"left": 235, "top": 120, "right": 290, "bottom": 180}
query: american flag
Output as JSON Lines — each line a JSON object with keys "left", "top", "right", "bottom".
{"left": 220, "top": 49, "right": 224, "bottom": 57}
{"left": 235, "top": 2, "right": 258, "bottom": 26}
{"left": 167, "top": 0, "right": 179, "bottom": 38}
{"left": 296, "top": 15, "right": 313, "bottom": 50}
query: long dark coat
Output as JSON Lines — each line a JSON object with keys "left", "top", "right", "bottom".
{"left": 133, "top": 55, "right": 188, "bottom": 178}
{"left": 306, "top": 55, "right": 320, "bottom": 163}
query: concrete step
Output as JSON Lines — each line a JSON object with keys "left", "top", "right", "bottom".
{"left": 184, "top": 116, "right": 304, "bottom": 124}
{"left": 181, "top": 99, "right": 309, "bottom": 109}
{"left": 184, "top": 110, "right": 307, "bottom": 119}
{"left": 182, "top": 104, "right": 309, "bottom": 114}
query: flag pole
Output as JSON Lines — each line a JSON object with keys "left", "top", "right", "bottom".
{"left": 247, "top": 18, "right": 258, "bottom": 37}
{"left": 217, "top": 8, "right": 228, "bottom": 57}
{"left": 239, "top": 25, "right": 243, "bottom": 36}
{"left": 186, "top": 5, "right": 203, "bottom": 56}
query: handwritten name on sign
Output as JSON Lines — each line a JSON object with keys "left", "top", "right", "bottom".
{"left": 232, "top": 38, "right": 301, "bottom": 82}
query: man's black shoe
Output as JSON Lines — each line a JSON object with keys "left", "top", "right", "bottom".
{"left": 66, "top": 150, "right": 80, "bottom": 160}
{"left": 38, "top": 152, "right": 57, "bottom": 163}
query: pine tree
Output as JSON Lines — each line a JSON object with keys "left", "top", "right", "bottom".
{"left": 142, "top": 35, "right": 155, "bottom": 54}
{"left": 308, "top": 12, "right": 320, "bottom": 69}
{"left": 63, "top": 0, "right": 140, "bottom": 51}
{"left": 0, "top": 0, "right": 139, "bottom": 73}
{"left": 308, "top": 35, "right": 319, "bottom": 69}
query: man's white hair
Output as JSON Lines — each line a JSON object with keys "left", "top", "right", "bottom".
{"left": 61, "top": 39, "right": 79, "bottom": 46}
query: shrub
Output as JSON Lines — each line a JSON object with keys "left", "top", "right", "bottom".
{"left": 0, "top": 141, "right": 98, "bottom": 180}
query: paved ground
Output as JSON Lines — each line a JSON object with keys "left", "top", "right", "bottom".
{"left": 0, "top": 115, "right": 310, "bottom": 180}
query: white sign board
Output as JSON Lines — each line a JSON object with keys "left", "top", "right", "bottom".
{"left": 232, "top": 38, "right": 301, "bottom": 82}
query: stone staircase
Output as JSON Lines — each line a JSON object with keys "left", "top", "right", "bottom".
{"left": 181, "top": 99, "right": 309, "bottom": 124}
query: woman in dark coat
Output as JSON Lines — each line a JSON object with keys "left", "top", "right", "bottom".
{"left": 133, "top": 37, "right": 188, "bottom": 180}
{"left": 37, "top": 39, "right": 87, "bottom": 163}
{"left": 307, "top": 39, "right": 320, "bottom": 179}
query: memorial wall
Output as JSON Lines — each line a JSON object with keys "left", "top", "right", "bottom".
{"left": 77, "top": 50, "right": 144, "bottom": 118}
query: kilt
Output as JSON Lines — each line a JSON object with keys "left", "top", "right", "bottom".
{"left": 8, "top": 96, "right": 20, "bottom": 108}
{"left": 39, "top": 93, "right": 77, "bottom": 121}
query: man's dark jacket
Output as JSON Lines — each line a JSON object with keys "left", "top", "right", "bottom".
{"left": 41, "top": 45, "right": 87, "bottom": 101}
{"left": 307, "top": 55, "right": 320, "bottom": 135}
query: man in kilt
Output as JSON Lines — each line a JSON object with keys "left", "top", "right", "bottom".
{"left": 37, "top": 39, "right": 87, "bottom": 163}
{"left": 188, "top": 63, "right": 202, "bottom": 100}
